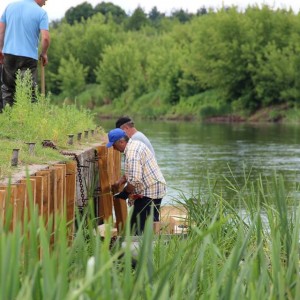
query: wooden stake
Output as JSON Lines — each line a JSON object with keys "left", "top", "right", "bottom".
{"left": 97, "top": 146, "right": 113, "bottom": 222}
{"left": 40, "top": 60, "right": 45, "bottom": 95}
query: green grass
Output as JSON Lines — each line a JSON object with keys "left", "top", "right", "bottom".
{"left": 1, "top": 171, "right": 300, "bottom": 299}
{"left": 0, "top": 70, "right": 104, "bottom": 180}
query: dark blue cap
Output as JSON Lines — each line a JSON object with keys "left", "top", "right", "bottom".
{"left": 106, "top": 128, "right": 126, "bottom": 148}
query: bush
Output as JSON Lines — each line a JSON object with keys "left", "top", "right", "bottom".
{"left": 76, "top": 84, "right": 104, "bottom": 109}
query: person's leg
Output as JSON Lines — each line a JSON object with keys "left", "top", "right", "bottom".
{"left": 153, "top": 198, "right": 162, "bottom": 222}
{"left": 1, "top": 54, "right": 18, "bottom": 107}
{"left": 130, "top": 203, "right": 139, "bottom": 235}
{"left": 131, "top": 197, "right": 152, "bottom": 235}
{"left": 0, "top": 64, "right": 3, "bottom": 112}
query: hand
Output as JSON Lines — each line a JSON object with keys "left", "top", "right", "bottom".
{"left": 39, "top": 53, "right": 48, "bottom": 66}
{"left": 113, "top": 189, "right": 129, "bottom": 200}
{"left": 111, "top": 182, "right": 120, "bottom": 194}
{"left": 111, "top": 176, "right": 127, "bottom": 194}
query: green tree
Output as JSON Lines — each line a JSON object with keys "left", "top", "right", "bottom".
{"left": 149, "top": 6, "right": 165, "bottom": 22}
{"left": 65, "top": 2, "right": 94, "bottom": 25}
{"left": 57, "top": 55, "right": 89, "bottom": 99}
{"left": 94, "top": 2, "right": 127, "bottom": 23}
{"left": 187, "top": 5, "right": 300, "bottom": 111}
{"left": 95, "top": 41, "right": 142, "bottom": 100}
{"left": 171, "top": 9, "right": 193, "bottom": 23}
{"left": 252, "top": 42, "right": 300, "bottom": 106}
{"left": 46, "top": 21, "right": 89, "bottom": 94}
{"left": 126, "top": 7, "right": 149, "bottom": 31}
{"left": 76, "top": 14, "right": 121, "bottom": 83}
{"left": 144, "top": 33, "right": 185, "bottom": 104}
{"left": 47, "top": 14, "right": 120, "bottom": 91}
{"left": 197, "top": 6, "right": 208, "bottom": 16}
{"left": 187, "top": 7, "right": 258, "bottom": 110}
{"left": 41, "top": 4, "right": 300, "bottom": 116}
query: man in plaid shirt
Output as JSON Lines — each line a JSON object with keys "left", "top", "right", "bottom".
{"left": 107, "top": 128, "right": 167, "bottom": 235}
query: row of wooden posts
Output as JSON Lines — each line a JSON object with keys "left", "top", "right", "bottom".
{"left": 10, "top": 130, "right": 95, "bottom": 167}
{"left": 0, "top": 145, "right": 127, "bottom": 235}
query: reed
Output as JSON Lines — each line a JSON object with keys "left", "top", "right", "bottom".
{"left": 1, "top": 171, "right": 300, "bottom": 299}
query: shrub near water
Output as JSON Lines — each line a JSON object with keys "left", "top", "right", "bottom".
{"left": 1, "top": 173, "right": 300, "bottom": 299}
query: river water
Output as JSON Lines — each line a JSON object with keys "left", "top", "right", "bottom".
{"left": 100, "top": 120, "right": 300, "bottom": 205}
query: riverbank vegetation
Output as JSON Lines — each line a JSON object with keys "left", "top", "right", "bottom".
{"left": 0, "top": 71, "right": 100, "bottom": 180}
{"left": 45, "top": 3, "right": 300, "bottom": 122}
{"left": 2, "top": 172, "right": 300, "bottom": 299}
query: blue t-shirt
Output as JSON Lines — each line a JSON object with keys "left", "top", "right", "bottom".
{"left": 0, "top": 0, "right": 49, "bottom": 60}
{"left": 132, "top": 131, "right": 156, "bottom": 156}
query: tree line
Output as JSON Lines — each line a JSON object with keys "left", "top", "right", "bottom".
{"left": 46, "top": 2, "right": 300, "bottom": 119}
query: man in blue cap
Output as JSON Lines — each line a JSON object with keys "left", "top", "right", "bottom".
{"left": 106, "top": 128, "right": 166, "bottom": 235}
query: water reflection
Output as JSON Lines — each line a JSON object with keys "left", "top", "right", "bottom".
{"left": 99, "top": 120, "right": 300, "bottom": 205}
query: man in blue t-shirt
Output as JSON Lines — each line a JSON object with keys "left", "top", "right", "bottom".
{"left": 0, "top": 0, "right": 50, "bottom": 108}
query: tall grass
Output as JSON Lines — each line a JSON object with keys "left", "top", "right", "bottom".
{"left": 1, "top": 171, "right": 300, "bottom": 299}
{"left": 0, "top": 70, "right": 97, "bottom": 145}
{"left": 0, "top": 70, "right": 103, "bottom": 179}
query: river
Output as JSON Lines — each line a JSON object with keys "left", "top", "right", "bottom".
{"left": 99, "top": 119, "right": 300, "bottom": 205}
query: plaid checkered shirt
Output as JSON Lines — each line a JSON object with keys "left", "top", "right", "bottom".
{"left": 124, "top": 139, "right": 166, "bottom": 199}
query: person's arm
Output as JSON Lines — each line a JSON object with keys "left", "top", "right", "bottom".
{"left": 111, "top": 174, "right": 127, "bottom": 193}
{"left": 0, "top": 22, "right": 6, "bottom": 64}
{"left": 40, "top": 29, "right": 50, "bottom": 66}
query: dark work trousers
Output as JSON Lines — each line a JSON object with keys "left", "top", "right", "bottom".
{"left": 1, "top": 54, "right": 38, "bottom": 108}
{"left": 130, "top": 197, "right": 162, "bottom": 235}
{"left": 0, "top": 64, "right": 3, "bottom": 112}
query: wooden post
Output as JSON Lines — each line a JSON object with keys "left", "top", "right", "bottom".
{"left": 36, "top": 170, "right": 51, "bottom": 224}
{"left": 48, "top": 168, "right": 57, "bottom": 217}
{"left": 37, "top": 168, "right": 57, "bottom": 240}
{"left": 20, "top": 178, "right": 36, "bottom": 215}
{"left": 113, "top": 150, "right": 121, "bottom": 183}
{"left": 66, "top": 160, "right": 77, "bottom": 236}
{"left": 0, "top": 185, "right": 17, "bottom": 230}
{"left": 0, "top": 190, "right": 6, "bottom": 226}
{"left": 111, "top": 149, "right": 127, "bottom": 233}
{"left": 107, "top": 147, "right": 115, "bottom": 184}
{"left": 29, "top": 176, "right": 43, "bottom": 214}
{"left": 40, "top": 60, "right": 45, "bottom": 95}
{"left": 97, "top": 145, "right": 113, "bottom": 222}
{"left": 51, "top": 164, "right": 66, "bottom": 214}
{"left": 15, "top": 183, "right": 27, "bottom": 223}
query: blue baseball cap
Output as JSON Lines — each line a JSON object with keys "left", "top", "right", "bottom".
{"left": 106, "top": 128, "right": 126, "bottom": 148}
